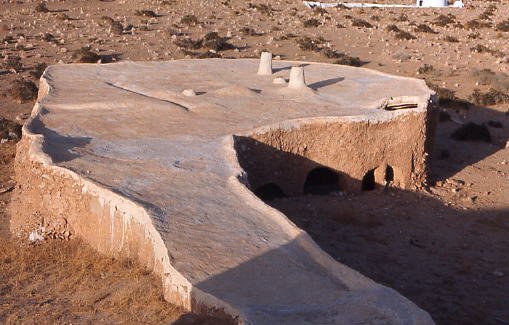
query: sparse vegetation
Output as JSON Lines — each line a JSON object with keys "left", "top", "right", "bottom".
{"left": 180, "top": 14, "right": 199, "bottom": 26}
{"left": 296, "top": 36, "right": 323, "bottom": 52}
{"left": 35, "top": 2, "right": 49, "bottom": 13}
{"left": 334, "top": 55, "right": 363, "bottom": 67}
{"left": 417, "top": 64, "right": 434, "bottom": 74}
{"left": 174, "top": 37, "right": 203, "bottom": 50}
{"left": 352, "top": 18, "right": 373, "bottom": 28}
{"left": 2, "top": 2, "right": 509, "bottom": 324}
{"left": 465, "top": 19, "right": 492, "bottom": 30}
{"left": 496, "top": 20, "right": 509, "bottom": 32}
{"left": 313, "top": 7, "right": 328, "bottom": 15}
{"left": 9, "top": 79, "right": 38, "bottom": 103}
{"left": 2, "top": 55, "right": 22, "bottom": 72}
{"left": 240, "top": 26, "right": 262, "bottom": 36}
{"left": 470, "top": 88, "right": 509, "bottom": 106}
{"left": 202, "top": 32, "right": 234, "bottom": 51}
{"left": 451, "top": 122, "right": 491, "bottom": 142}
{"left": 30, "top": 63, "right": 47, "bottom": 79}
{"left": 174, "top": 32, "right": 233, "bottom": 53}
{"left": 72, "top": 47, "right": 101, "bottom": 63}
{"left": 394, "top": 13, "right": 408, "bottom": 22}
{"left": 101, "top": 16, "right": 124, "bottom": 35}
{"left": 386, "top": 24, "right": 416, "bottom": 40}
{"left": 323, "top": 48, "right": 343, "bottom": 59}
{"left": 135, "top": 10, "right": 158, "bottom": 18}
{"left": 472, "top": 69, "right": 509, "bottom": 91}
{"left": 0, "top": 117, "right": 21, "bottom": 140}
{"left": 247, "top": 3, "right": 274, "bottom": 16}
{"left": 197, "top": 51, "right": 222, "bottom": 59}
{"left": 433, "top": 14, "right": 455, "bottom": 27}
{"left": 0, "top": 238, "right": 194, "bottom": 324}
{"left": 470, "top": 44, "right": 504, "bottom": 58}
{"left": 444, "top": 35, "right": 459, "bottom": 43}
{"left": 303, "top": 18, "right": 320, "bottom": 28}
{"left": 415, "top": 24, "right": 437, "bottom": 34}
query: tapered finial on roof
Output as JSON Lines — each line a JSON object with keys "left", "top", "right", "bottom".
{"left": 288, "top": 65, "right": 307, "bottom": 89}
{"left": 257, "top": 52, "right": 273, "bottom": 75}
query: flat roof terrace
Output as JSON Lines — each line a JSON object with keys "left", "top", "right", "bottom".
{"left": 11, "top": 59, "right": 435, "bottom": 324}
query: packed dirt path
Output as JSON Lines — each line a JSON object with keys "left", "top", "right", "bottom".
{"left": 1, "top": 0, "right": 509, "bottom": 324}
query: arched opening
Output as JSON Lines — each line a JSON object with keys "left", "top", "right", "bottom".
{"left": 385, "top": 165, "right": 394, "bottom": 184}
{"left": 303, "top": 167, "right": 341, "bottom": 195}
{"left": 254, "top": 183, "right": 286, "bottom": 201}
{"left": 361, "top": 169, "right": 376, "bottom": 191}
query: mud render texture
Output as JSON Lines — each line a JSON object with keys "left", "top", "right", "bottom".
{"left": 9, "top": 59, "right": 435, "bottom": 324}
{"left": 235, "top": 113, "right": 434, "bottom": 197}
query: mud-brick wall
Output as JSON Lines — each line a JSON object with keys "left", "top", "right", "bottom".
{"left": 235, "top": 110, "right": 435, "bottom": 196}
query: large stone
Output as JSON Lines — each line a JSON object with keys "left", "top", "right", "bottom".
{"left": 10, "top": 59, "right": 436, "bottom": 324}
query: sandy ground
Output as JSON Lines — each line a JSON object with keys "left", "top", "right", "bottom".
{"left": 1, "top": 0, "right": 509, "bottom": 324}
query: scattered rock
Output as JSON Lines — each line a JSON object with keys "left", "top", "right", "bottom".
{"left": 28, "top": 231, "right": 44, "bottom": 242}
{"left": 493, "top": 270, "right": 505, "bottom": 277}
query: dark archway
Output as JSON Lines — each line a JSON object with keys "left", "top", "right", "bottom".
{"left": 254, "top": 183, "right": 286, "bottom": 201}
{"left": 385, "top": 165, "right": 394, "bottom": 184}
{"left": 361, "top": 169, "right": 376, "bottom": 191}
{"left": 303, "top": 167, "right": 341, "bottom": 195}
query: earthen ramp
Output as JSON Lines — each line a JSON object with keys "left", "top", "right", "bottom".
{"left": 10, "top": 59, "right": 436, "bottom": 324}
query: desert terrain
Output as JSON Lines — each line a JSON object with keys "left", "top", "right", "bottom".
{"left": 1, "top": 0, "right": 509, "bottom": 324}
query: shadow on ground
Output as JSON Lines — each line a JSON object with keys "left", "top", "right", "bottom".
{"left": 218, "top": 101, "right": 509, "bottom": 324}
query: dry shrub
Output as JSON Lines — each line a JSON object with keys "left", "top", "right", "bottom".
{"left": 72, "top": 47, "right": 101, "bottom": 63}
{"left": 444, "top": 35, "right": 459, "bottom": 43}
{"left": 175, "top": 33, "right": 233, "bottom": 53}
{"left": 197, "top": 51, "right": 222, "bottom": 59}
{"left": 469, "top": 88, "right": 509, "bottom": 106}
{"left": 433, "top": 14, "right": 455, "bottom": 27}
{"left": 296, "top": 36, "right": 324, "bottom": 52}
{"left": 180, "top": 14, "right": 199, "bottom": 26}
{"left": 30, "top": 63, "right": 47, "bottom": 79}
{"left": 479, "top": 4, "right": 497, "bottom": 19}
{"left": 415, "top": 24, "right": 437, "bottom": 34}
{"left": 470, "top": 44, "right": 504, "bottom": 58}
{"left": 323, "top": 48, "right": 343, "bottom": 59}
{"left": 394, "top": 13, "right": 408, "bottom": 22}
{"left": 386, "top": 24, "right": 415, "bottom": 40}
{"left": 35, "top": 2, "right": 49, "bottom": 13}
{"left": 41, "top": 32, "right": 56, "bottom": 42}
{"left": 2, "top": 55, "right": 22, "bottom": 72}
{"left": 417, "top": 64, "right": 434, "bottom": 74}
{"left": 303, "top": 18, "right": 320, "bottom": 28}
{"left": 496, "top": 20, "right": 509, "bottom": 32}
{"left": 202, "top": 32, "right": 234, "bottom": 51}
{"left": 101, "top": 16, "right": 124, "bottom": 35}
{"left": 240, "top": 26, "right": 262, "bottom": 36}
{"left": 313, "top": 7, "right": 328, "bottom": 15}
{"left": 0, "top": 117, "right": 22, "bottom": 140}
{"left": 451, "top": 122, "right": 491, "bottom": 143}
{"left": 427, "top": 82, "right": 470, "bottom": 112}
{"left": 472, "top": 69, "right": 509, "bottom": 92}
{"left": 247, "top": 3, "right": 274, "bottom": 16}
{"left": 174, "top": 37, "right": 203, "bottom": 50}
{"left": 334, "top": 55, "right": 363, "bottom": 67}
{"left": 351, "top": 18, "right": 373, "bottom": 28}
{"left": 135, "top": 10, "right": 158, "bottom": 18}
{"left": 392, "top": 51, "right": 411, "bottom": 61}
{"left": 9, "top": 79, "right": 38, "bottom": 103}
{"left": 465, "top": 19, "right": 492, "bottom": 30}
